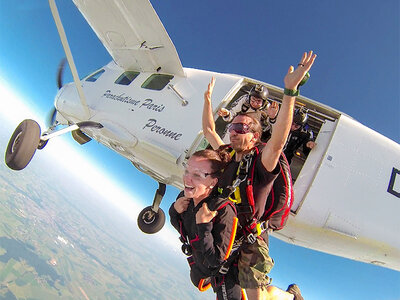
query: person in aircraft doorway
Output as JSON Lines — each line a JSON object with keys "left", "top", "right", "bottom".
{"left": 218, "top": 84, "right": 279, "bottom": 143}
{"left": 283, "top": 107, "right": 316, "bottom": 165}
{"left": 202, "top": 51, "right": 316, "bottom": 300}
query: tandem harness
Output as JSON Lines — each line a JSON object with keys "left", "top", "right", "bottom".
{"left": 220, "top": 143, "right": 294, "bottom": 232}
{"left": 216, "top": 143, "right": 295, "bottom": 273}
{"left": 178, "top": 197, "right": 239, "bottom": 294}
{"left": 219, "top": 146, "right": 269, "bottom": 245}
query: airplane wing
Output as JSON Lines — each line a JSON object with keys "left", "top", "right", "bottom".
{"left": 72, "top": 0, "right": 184, "bottom": 76}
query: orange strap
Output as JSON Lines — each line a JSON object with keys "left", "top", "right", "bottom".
{"left": 198, "top": 278, "right": 211, "bottom": 292}
{"left": 241, "top": 289, "right": 247, "bottom": 300}
{"left": 223, "top": 217, "right": 238, "bottom": 260}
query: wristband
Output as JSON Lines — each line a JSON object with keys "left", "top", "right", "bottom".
{"left": 298, "top": 72, "right": 310, "bottom": 87}
{"left": 284, "top": 88, "right": 299, "bottom": 96}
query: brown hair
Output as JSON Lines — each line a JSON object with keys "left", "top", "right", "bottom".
{"left": 191, "top": 148, "right": 232, "bottom": 178}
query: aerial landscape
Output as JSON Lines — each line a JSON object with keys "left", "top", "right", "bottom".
{"left": 0, "top": 1, "right": 399, "bottom": 299}
{"left": 0, "top": 125, "right": 210, "bottom": 300}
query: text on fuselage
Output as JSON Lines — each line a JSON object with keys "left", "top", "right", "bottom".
{"left": 102, "top": 90, "right": 165, "bottom": 113}
{"left": 143, "top": 119, "right": 182, "bottom": 141}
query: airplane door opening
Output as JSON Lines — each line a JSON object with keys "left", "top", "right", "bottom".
{"left": 210, "top": 81, "right": 340, "bottom": 214}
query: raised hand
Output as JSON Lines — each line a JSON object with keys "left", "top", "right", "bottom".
{"left": 284, "top": 51, "right": 317, "bottom": 90}
{"left": 267, "top": 101, "right": 279, "bottom": 119}
{"left": 196, "top": 202, "right": 218, "bottom": 224}
{"left": 218, "top": 108, "right": 229, "bottom": 117}
{"left": 204, "top": 77, "right": 215, "bottom": 103}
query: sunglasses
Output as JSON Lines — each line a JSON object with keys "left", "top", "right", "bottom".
{"left": 228, "top": 123, "right": 253, "bottom": 134}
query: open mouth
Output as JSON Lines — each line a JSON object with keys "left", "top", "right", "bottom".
{"left": 184, "top": 184, "right": 194, "bottom": 193}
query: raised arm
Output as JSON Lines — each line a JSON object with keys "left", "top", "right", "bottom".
{"left": 262, "top": 51, "right": 317, "bottom": 171}
{"left": 202, "top": 77, "right": 225, "bottom": 150}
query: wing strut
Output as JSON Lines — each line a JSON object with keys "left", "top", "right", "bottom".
{"left": 49, "top": 0, "right": 90, "bottom": 119}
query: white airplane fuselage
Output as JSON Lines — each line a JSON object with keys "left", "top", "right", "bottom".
{"left": 54, "top": 59, "right": 400, "bottom": 271}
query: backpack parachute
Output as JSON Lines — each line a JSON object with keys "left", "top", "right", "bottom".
{"left": 262, "top": 152, "right": 294, "bottom": 230}
{"left": 223, "top": 144, "right": 294, "bottom": 231}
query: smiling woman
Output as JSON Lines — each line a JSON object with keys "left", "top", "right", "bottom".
{"left": 169, "top": 148, "right": 243, "bottom": 299}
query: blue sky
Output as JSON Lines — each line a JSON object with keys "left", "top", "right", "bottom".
{"left": 0, "top": 1, "right": 399, "bottom": 299}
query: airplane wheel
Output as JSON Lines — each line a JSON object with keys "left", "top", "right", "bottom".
{"left": 37, "top": 139, "right": 48, "bottom": 150}
{"left": 5, "top": 119, "right": 41, "bottom": 170}
{"left": 137, "top": 206, "right": 165, "bottom": 234}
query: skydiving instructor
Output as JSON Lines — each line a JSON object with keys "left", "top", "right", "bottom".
{"left": 202, "top": 51, "right": 317, "bottom": 300}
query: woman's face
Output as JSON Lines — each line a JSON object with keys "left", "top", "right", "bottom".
{"left": 183, "top": 156, "right": 218, "bottom": 201}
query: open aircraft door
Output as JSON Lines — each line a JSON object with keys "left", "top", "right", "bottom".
{"left": 290, "top": 117, "right": 339, "bottom": 213}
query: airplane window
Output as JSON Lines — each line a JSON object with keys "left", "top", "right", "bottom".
{"left": 141, "top": 74, "right": 174, "bottom": 91}
{"left": 85, "top": 69, "right": 105, "bottom": 82}
{"left": 115, "top": 71, "right": 140, "bottom": 85}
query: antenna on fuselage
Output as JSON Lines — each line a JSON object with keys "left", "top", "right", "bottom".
{"left": 48, "top": 0, "right": 90, "bottom": 119}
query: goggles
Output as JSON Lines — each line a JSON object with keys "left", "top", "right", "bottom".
{"left": 228, "top": 122, "right": 253, "bottom": 134}
{"left": 183, "top": 163, "right": 214, "bottom": 181}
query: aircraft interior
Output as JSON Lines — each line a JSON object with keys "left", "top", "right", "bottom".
{"left": 212, "top": 83, "right": 339, "bottom": 182}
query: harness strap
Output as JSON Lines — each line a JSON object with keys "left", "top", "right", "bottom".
{"left": 218, "top": 220, "right": 268, "bottom": 275}
{"left": 198, "top": 278, "right": 211, "bottom": 292}
{"left": 223, "top": 217, "right": 238, "bottom": 260}
{"left": 218, "top": 145, "right": 269, "bottom": 245}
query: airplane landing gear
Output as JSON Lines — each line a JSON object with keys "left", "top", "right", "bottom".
{"left": 137, "top": 182, "right": 166, "bottom": 234}
{"left": 5, "top": 119, "right": 41, "bottom": 170}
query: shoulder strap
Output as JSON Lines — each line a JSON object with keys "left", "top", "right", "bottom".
{"left": 207, "top": 195, "right": 237, "bottom": 216}
{"left": 235, "top": 145, "right": 263, "bottom": 222}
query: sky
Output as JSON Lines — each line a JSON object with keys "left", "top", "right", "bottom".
{"left": 0, "top": 1, "right": 399, "bottom": 299}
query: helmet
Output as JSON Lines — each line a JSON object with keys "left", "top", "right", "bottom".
{"left": 293, "top": 108, "right": 308, "bottom": 126}
{"left": 250, "top": 84, "right": 269, "bottom": 101}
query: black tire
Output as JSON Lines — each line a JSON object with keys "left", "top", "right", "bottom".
{"left": 5, "top": 119, "right": 41, "bottom": 170}
{"left": 137, "top": 206, "right": 165, "bottom": 234}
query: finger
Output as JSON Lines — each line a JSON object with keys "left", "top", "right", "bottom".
{"left": 305, "top": 53, "right": 317, "bottom": 69}
{"left": 287, "top": 65, "right": 294, "bottom": 75}
{"left": 299, "top": 52, "right": 307, "bottom": 65}
{"left": 303, "top": 51, "right": 312, "bottom": 64}
{"left": 304, "top": 51, "right": 316, "bottom": 66}
{"left": 177, "top": 197, "right": 185, "bottom": 202}
{"left": 210, "top": 77, "right": 215, "bottom": 90}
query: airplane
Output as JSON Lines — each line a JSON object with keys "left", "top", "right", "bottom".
{"left": 4, "top": 0, "right": 400, "bottom": 272}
